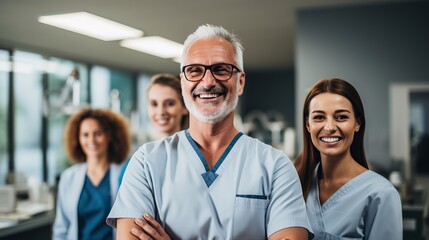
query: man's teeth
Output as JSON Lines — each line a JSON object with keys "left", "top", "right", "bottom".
{"left": 321, "top": 137, "right": 340, "bottom": 143}
{"left": 199, "top": 93, "right": 220, "bottom": 99}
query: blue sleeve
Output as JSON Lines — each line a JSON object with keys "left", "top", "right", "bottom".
{"left": 365, "top": 186, "right": 403, "bottom": 240}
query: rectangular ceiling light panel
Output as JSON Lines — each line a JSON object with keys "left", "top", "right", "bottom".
{"left": 38, "top": 12, "right": 143, "bottom": 41}
{"left": 120, "top": 36, "right": 183, "bottom": 59}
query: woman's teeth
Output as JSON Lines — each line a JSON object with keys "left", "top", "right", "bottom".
{"left": 321, "top": 137, "right": 340, "bottom": 143}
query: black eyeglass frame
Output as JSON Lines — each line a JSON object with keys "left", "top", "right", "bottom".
{"left": 181, "top": 63, "right": 242, "bottom": 82}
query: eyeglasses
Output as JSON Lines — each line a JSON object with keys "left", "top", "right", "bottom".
{"left": 182, "top": 63, "right": 241, "bottom": 82}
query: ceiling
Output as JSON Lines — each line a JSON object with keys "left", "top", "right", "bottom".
{"left": 0, "top": 0, "right": 404, "bottom": 74}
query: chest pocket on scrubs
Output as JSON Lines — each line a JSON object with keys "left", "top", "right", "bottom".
{"left": 232, "top": 195, "right": 269, "bottom": 240}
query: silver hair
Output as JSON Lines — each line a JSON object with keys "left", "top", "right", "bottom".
{"left": 180, "top": 24, "right": 244, "bottom": 71}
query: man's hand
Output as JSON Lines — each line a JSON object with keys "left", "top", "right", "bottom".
{"left": 131, "top": 213, "right": 171, "bottom": 240}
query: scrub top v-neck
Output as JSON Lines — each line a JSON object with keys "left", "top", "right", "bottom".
{"left": 185, "top": 130, "right": 243, "bottom": 187}
{"left": 306, "top": 164, "right": 402, "bottom": 240}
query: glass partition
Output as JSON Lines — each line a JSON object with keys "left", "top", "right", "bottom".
{"left": 13, "top": 51, "right": 44, "bottom": 184}
{"left": 0, "top": 49, "right": 9, "bottom": 185}
{"left": 110, "top": 69, "right": 136, "bottom": 115}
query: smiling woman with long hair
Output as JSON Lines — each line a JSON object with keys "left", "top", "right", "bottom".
{"left": 146, "top": 73, "right": 188, "bottom": 138}
{"left": 295, "top": 78, "right": 402, "bottom": 240}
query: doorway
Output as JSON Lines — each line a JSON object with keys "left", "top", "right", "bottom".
{"left": 410, "top": 91, "right": 429, "bottom": 174}
{"left": 390, "top": 83, "right": 429, "bottom": 181}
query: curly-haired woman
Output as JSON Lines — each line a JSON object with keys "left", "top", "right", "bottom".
{"left": 53, "top": 108, "right": 131, "bottom": 240}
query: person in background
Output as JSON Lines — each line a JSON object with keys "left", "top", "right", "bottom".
{"left": 146, "top": 73, "right": 189, "bottom": 139}
{"left": 107, "top": 24, "right": 312, "bottom": 240}
{"left": 118, "top": 73, "right": 189, "bottom": 183}
{"left": 53, "top": 108, "right": 131, "bottom": 240}
{"left": 294, "top": 78, "right": 402, "bottom": 240}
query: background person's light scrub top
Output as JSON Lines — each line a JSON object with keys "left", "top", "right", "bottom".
{"left": 107, "top": 130, "right": 311, "bottom": 239}
{"left": 307, "top": 164, "right": 402, "bottom": 240}
{"left": 53, "top": 163, "right": 123, "bottom": 240}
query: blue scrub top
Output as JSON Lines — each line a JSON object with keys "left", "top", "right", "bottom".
{"left": 78, "top": 169, "right": 113, "bottom": 240}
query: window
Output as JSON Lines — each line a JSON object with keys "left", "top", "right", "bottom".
{"left": 14, "top": 51, "right": 44, "bottom": 183}
{"left": 12, "top": 52, "right": 90, "bottom": 184}
{"left": 0, "top": 49, "right": 9, "bottom": 185}
{"left": 45, "top": 57, "right": 89, "bottom": 183}
{"left": 1, "top": 50, "right": 139, "bottom": 186}
{"left": 90, "top": 65, "right": 136, "bottom": 116}
{"left": 90, "top": 65, "right": 138, "bottom": 149}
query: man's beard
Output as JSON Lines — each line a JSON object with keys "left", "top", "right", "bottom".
{"left": 183, "top": 81, "right": 239, "bottom": 124}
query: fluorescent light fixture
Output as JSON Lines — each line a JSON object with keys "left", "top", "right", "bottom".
{"left": 120, "top": 36, "right": 183, "bottom": 59}
{"left": 38, "top": 12, "right": 143, "bottom": 41}
{"left": 0, "top": 59, "right": 77, "bottom": 74}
